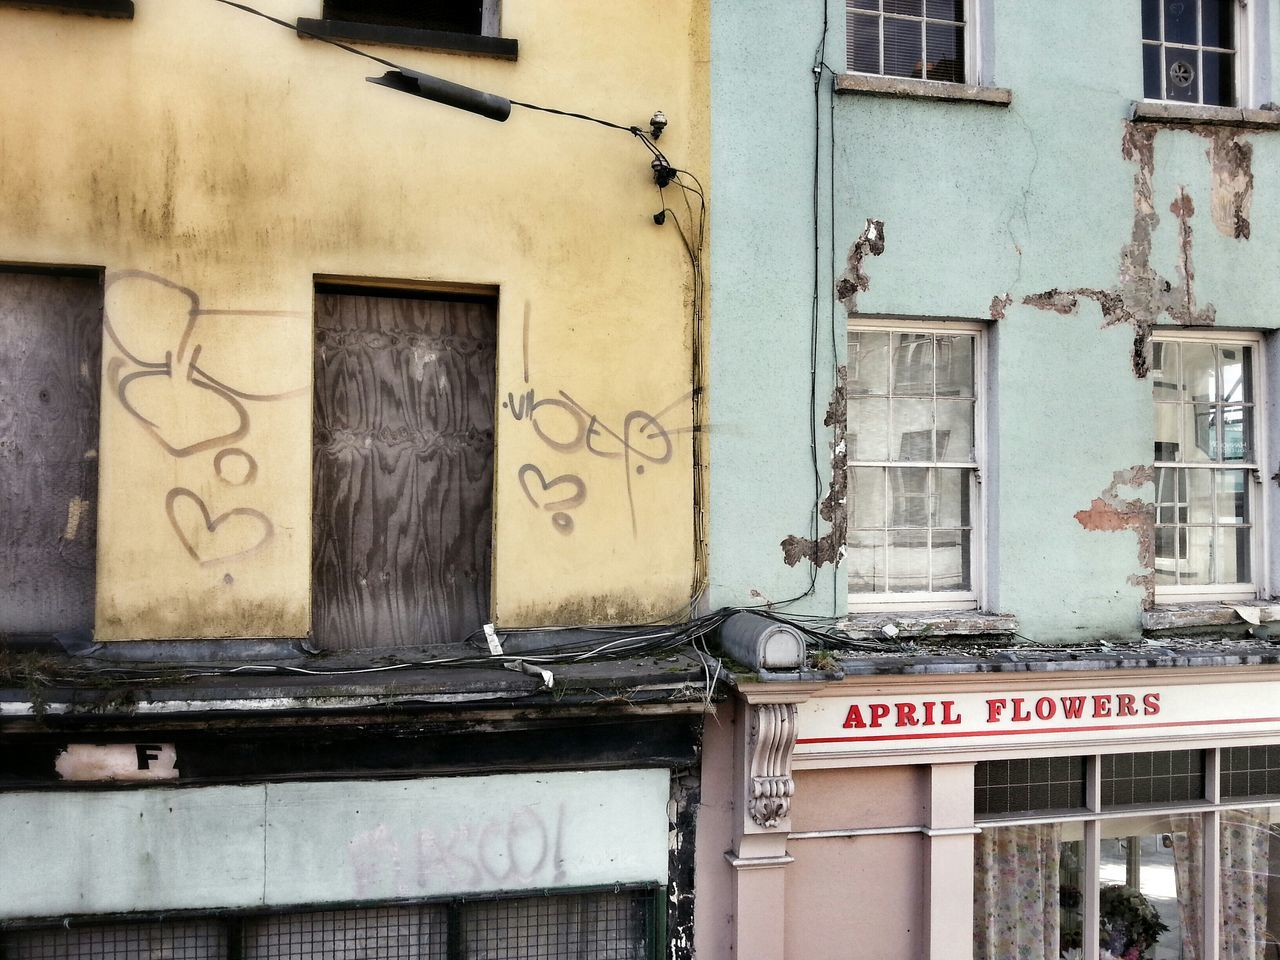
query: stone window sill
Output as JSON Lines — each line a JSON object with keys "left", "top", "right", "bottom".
{"left": 1142, "top": 601, "right": 1280, "bottom": 631}
{"left": 834, "top": 73, "right": 1012, "bottom": 106}
{"left": 838, "top": 610, "right": 1019, "bottom": 640}
{"left": 1131, "top": 101, "right": 1280, "bottom": 129}
{"left": 0, "top": 0, "right": 132, "bottom": 16}
{"left": 297, "top": 18, "right": 518, "bottom": 60}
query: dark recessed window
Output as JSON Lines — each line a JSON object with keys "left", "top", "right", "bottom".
{"left": 1222, "top": 744, "right": 1280, "bottom": 799}
{"left": 1142, "top": 0, "right": 1237, "bottom": 106}
{"left": 323, "top": 0, "right": 488, "bottom": 35}
{"left": 975, "top": 756, "right": 1087, "bottom": 818}
{"left": 1100, "top": 750, "right": 1206, "bottom": 807}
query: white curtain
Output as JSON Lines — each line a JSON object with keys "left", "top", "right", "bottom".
{"left": 974, "top": 823, "right": 1063, "bottom": 960}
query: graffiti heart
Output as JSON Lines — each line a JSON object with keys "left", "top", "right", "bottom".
{"left": 165, "top": 488, "right": 274, "bottom": 566}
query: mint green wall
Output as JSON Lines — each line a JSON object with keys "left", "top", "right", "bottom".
{"left": 710, "top": 0, "right": 1280, "bottom": 640}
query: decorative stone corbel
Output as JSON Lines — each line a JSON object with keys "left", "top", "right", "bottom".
{"left": 747, "top": 702, "right": 798, "bottom": 829}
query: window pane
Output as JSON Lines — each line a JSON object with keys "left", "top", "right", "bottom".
{"left": 1155, "top": 402, "right": 1181, "bottom": 461}
{"left": 1220, "top": 344, "right": 1252, "bottom": 403}
{"left": 1183, "top": 403, "right": 1216, "bottom": 461}
{"left": 892, "top": 332, "right": 934, "bottom": 395}
{"left": 974, "top": 826, "right": 1082, "bottom": 960}
{"left": 888, "top": 466, "right": 930, "bottom": 526}
{"left": 1154, "top": 467, "right": 1180, "bottom": 524}
{"left": 849, "top": 397, "right": 889, "bottom": 460}
{"left": 1153, "top": 340, "right": 1181, "bottom": 399}
{"left": 1222, "top": 747, "right": 1280, "bottom": 799}
{"left": 1155, "top": 525, "right": 1178, "bottom": 584}
{"left": 883, "top": 14, "right": 924, "bottom": 78}
{"left": 1202, "top": 49, "right": 1236, "bottom": 106}
{"left": 1163, "top": 0, "right": 1198, "bottom": 44}
{"left": 1185, "top": 467, "right": 1213, "bottom": 524}
{"left": 1142, "top": 0, "right": 1161, "bottom": 40}
{"left": 934, "top": 399, "right": 974, "bottom": 461}
{"left": 1220, "top": 809, "right": 1280, "bottom": 957}
{"left": 924, "top": 22, "right": 965, "bottom": 82}
{"left": 932, "top": 468, "right": 972, "bottom": 527}
{"left": 1183, "top": 341, "right": 1217, "bottom": 401}
{"left": 887, "top": 528, "right": 929, "bottom": 591}
{"left": 1201, "top": 0, "right": 1234, "bottom": 49}
{"left": 849, "top": 330, "right": 891, "bottom": 395}
{"left": 848, "top": 529, "right": 887, "bottom": 592}
{"left": 935, "top": 334, "right": 974, "bottom": 397}
{"left": 890, "top": 398, "right": 934, "bottom": 461}
{"left": 925, "top": 0, "right": 963, "bottom": 22}
{"left": 1165, "top": 47, "right": 1200, "bottom": 102}
{"left": 1099, "top": 819, "right": 1201, "bottom": 960}
{"left": 1183, "top": 525, "right": 1213, "bottom": 583}
{"left": 851, "top": 0, "right": 880, "bottom": 9}
{"left": 931, "top": 528, "right": 970, "bottom": 590}
{"left": 1216, "top": 524, "right": 1251, "bottom": 583}
{"left": 883, "top": 0, "right": 923, "bottom": 15}
{"left": 849, "top": 466, "right": 887, "bottom": 528}
{"left": 1222, "top": 405, "right": 1252, "bottom": 462}
{"left": 849, "top": 12, "right": 882, "bottom": 74}
{"left": 1216, "top": 469, "right": 1248, "bottom": 523}
{"left": 1144, "top": 43, "right": 1164, "bottom": 98}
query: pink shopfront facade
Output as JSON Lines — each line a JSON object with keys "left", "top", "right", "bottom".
{"left": 695, "top": 660, "right": 1280, "bottom": 960}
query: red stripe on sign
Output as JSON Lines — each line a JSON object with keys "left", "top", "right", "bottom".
{"left": 795, "top": 715, "right": 1280, "bottom": 745}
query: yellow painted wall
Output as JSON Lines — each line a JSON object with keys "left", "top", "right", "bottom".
{"left": 0, "top": 0, "right": 707, "bottom": 639}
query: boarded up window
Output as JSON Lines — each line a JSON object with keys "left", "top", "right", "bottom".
{"left": 0, "top": 269, "right": 101, "bottom": 634}
{"left": 312, "top": 288, "right": 495, "bottom": 650}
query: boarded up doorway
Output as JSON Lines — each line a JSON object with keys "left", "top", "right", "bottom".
{"left": 0, "top": 268, "right": 101, "bottom": 634}
{"left": 312, "top": 286, "right": 496, "bottom": 650}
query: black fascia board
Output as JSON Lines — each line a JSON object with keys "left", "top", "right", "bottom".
{"left": 0, "top": 0, "right": 134, "bottom": 17}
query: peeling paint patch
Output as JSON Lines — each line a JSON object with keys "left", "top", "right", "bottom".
{"left": 63, "top": 497, "right": 89, "bottom": 541}
{"left": 781, "top": 367, "right": 848, "bottom": 568}
{"left": 1023, "top": 122, "right": 1216, "bottom": 378}
{"left": 1200, "top": 127, "right": 1254, "bottom": 239}
{"left": 836, "top": 219, "right": 885, "bottom": 313}
{"left": 989, "top": 293, "right": 1012, "bottom": 321}
{"left": 1074, "top": 465, "right": 1155, "bottom": 607}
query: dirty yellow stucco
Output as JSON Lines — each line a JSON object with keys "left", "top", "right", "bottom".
{"left": 0, "top": 0, "right": 707, "bottom": 639}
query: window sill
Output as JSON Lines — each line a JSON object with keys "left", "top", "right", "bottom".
{"left": 834, "top": 73, "right": 1012, "bottom": 107}
{"left": 296, "top": 18, "right": 518, "bottom": 60}
{"left": 1131, "top": 101, "right": 1280, "bottom": 129}
{"left": 1142, "top": 600, "right": 1280, "bottom": 631}
{"left": 0, "top": 0, "right": 132, "bottom": 16}
{"left": 838, "top": 609, "right": 1019, "bottom": 640}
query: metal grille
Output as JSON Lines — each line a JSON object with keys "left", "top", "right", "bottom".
{"left": 1101, "top": 749, "right": 1205, "bottom": 807}
{"left": 1221, "top": 744, "right": 1280, "bottom": 799}
{"left": 242, "top": 905, "right": 447, "bottom": 959}
{"left": 461, "top": 891, "right": 652, "bottom": 960}
{"left": 1, "top": 889, "right": 658, "bottom": 960}
{"left": 5, "top": 921, "right": 226, "bottom": 959}
{"left": 974, "top": 756, "right": 1087, "bottom": 818}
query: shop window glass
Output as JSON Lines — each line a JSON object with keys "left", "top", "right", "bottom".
{"left": 1101, "top": 750, "right": 1206, "bottom": 808}
{"left": 1100, "top": 816, "right": 1201, "bottom": 960}
{"left": 1219, "top": 808, "right": 1280, "bottom": 958}
{"left": 975, "top": 756, "right": 1087, "bottom": 818}
{"left": 974, "top": 825, "right": 1083, "bottom": 959}
{"left": 1222, "top": 744, "right": 1280, "bottom": 799}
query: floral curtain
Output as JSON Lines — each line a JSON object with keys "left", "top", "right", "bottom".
{"left": 1220, "top": 811, "right": 1271, "bottom": 960}
{"left": 1171, "top": 811, "right": 1273, "bottom": 960}
{"left": 974, "top": 823, "right": 1063, "bottom": 960}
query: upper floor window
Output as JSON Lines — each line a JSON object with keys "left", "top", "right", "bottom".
{"left": 846, "top": 321, "right": 983, "bottom": 609}
{"left": 323, "top": 0, "right": 500, "bottom": 38}
{"left": 1152, "top": 332, "right": 1262, "bottom": 601}
{"left": 847, "top": 0, "right": 970, "bottom": 84}
{"left": 1142, "top": 0, "right": 1239, "bottom": 106}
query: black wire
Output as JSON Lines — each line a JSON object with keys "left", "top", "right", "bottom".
{"left": 209, "top": 0, "right": 402, "bottom": 69}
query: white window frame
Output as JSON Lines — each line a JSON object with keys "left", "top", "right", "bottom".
{"left": 846, "top": 318, "right": 987, "bottom": 613}
{"left": 845, "top": 0, "right": 987, "bottom": 87}
{"left": 1141, "top": 0, "right": 1251, "bottom": 108}
{"left": 1152, "top": 328, "right": 1267, "bottom": 604}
